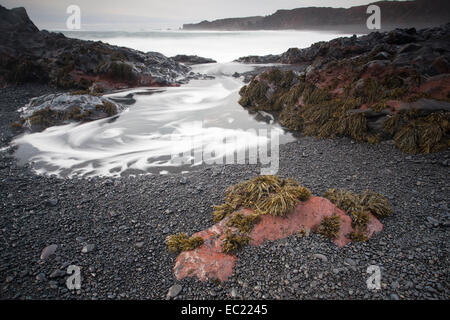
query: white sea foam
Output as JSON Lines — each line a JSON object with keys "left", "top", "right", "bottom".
{"left": 14, "top": 30, "right": 350, "bottom": 177}
{"left": 13, "top": 75, "right": 294, "bottom": 178}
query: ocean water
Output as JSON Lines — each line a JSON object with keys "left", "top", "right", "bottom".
{"left": 62, "top": 30, "right": 350, "bottom": 63}
{"left": 13, "top": 30, "right": 351, "bottom": 177}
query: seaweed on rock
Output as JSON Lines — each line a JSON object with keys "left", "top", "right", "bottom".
{"left": 214, "top": 175, "right": 311, "bottom": 221}
{"left": 316, "top": 214, "right": 341, "bottom": 239}
{"left": 221, "top": 229, "right": 251, "bottom": 254}
{"left": 238, "top": 66, "right": 449, "bottom": 154}
{"left": 165, "top": 233, "right": 204, "bottom": 253}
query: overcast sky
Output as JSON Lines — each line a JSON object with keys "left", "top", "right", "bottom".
{"left": 1, "top": 0, "right": 403, "bottom": 30}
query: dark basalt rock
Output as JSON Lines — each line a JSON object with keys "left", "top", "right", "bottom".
{"left": 237, "top": 24, "right": 450, "bottom": 154}
{"left": 15, "top": 93, "right": 125, "bottom": 132}
{"left": 171, "top": 55, "right": 217, "bottom": 65}
{"left": 0, "top": 6, "right": 191, "bottom": 89}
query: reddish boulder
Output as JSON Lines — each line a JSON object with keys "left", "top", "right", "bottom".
{"left": 173, "top": 196, "right": 383, "bottom": 282}
{"left": 174, "top": 218, "right": 238, "bottom": 282}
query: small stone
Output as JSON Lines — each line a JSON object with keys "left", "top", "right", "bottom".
{"left": 426, "top": 216, "right": 440, "bottom": 227}
{"left": 81, "top": 244, "right": 95, "bottom": 253}
{"left": 344, "top": 258, "right": 357, "bottom": 266}
{"left": 312, "top": 253, "right": 328, "bottom": 263}
{"left": 35, "top": 273, "right": 46, "bottom": 282}
{"left": 46, "top": 198, "right": 58, "bottom": 207}
{"left": 391, "top": 281, "right": 400, "bottom": 290}
{"left": 135, "top": 242, "right": 144, "bottom": 248}
{"left": 49, "top": 269, "right": 66, "bottom": 278}
{"left": 49, "top": 281, "right": 58, "bottom": 289}
{"left": 390, "top": 293, "right": 400, "bottom": 300}
{"left": 231, "top": 288, "right": 238, "bottom": 298}
{"left": 167, "top": 284, "right": 182, "bottom": 298}
{"left": 40, "top": 244, "right": 58, "bottom": 260}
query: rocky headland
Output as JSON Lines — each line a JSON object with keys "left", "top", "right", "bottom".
{"left": 0, "top": 6, "right": 192, "bottom": 91}
{"left": 183, "top": 0, "right": 450, "bottom": 33}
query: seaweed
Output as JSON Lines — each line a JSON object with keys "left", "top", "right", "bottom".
{"left": 215, "top": 175, "right": 311, "bottom": 221}
{"left": 165, "top": 232, "right": 204, "bottom": 253}
{"left": 108, "top": 62, "right": 135, "bottom": 81}
{"left": 226, "top": 212, "right": 260, "bottom": 233}
{"left": 393, "top": 112, "right": 450, "bottom": 154}
{"left": 347, "top": 231, "right": 369, "bottom": 242}
{"left": 221, "top": 229, "right": 250, "bottom": 254}
{"left": 360, "top": 190, "right": 393, "bottom": 218}
{"left": 316, "top": 214, "right": 341, "bottom": 239}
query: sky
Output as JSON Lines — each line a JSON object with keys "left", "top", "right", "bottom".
{"left": 1, "top": 0, "right": 405, "bottom": 31}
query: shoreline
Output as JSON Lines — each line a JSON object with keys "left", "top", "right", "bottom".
{"left": 1, "top": 84, "right": 448, "bottom": 300}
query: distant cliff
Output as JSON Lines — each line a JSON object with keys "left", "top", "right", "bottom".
{"left": 183, "top": 0, "right": 450, "bottom": 32}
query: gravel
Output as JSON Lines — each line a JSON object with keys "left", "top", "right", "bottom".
{"left": 0, "top": 84, "right": 449, "bottom": 300}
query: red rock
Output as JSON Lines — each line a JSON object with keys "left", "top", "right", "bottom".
{"left": 250, "top": 196, "right": 354, "bottom": 247}
{"left": 419, "top": 74, "right": 450, "bottom": 101}
{"left": 173, "top": 196, "right": 383, "bottom": 282}
{"left": 174, "top": 218, "right": 238, "bottom": 282}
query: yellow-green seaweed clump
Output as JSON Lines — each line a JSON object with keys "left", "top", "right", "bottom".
{"left": 323, "top": 188, "right": 393, "bottom": 241}
{"left": 359, "top": 190, "right": 393, "bottom": 218}
{"left": 323, "top": 188, "right": 392, "bottom": 219}
{"left": 316, "top": 214, "right": 341, "bottom": 239}
{"left": 213, "top": 175, "right": 311, "bottom": 221}
{"left": 347, "top": 231, "right": 369, "bottom": 242}
{"left": 165, "top": 232, "right": 204, "bottom": 253}
{"left": 227, "top": 213, "right": 260, "bottom": 233}
{"left": 221, "top": 229, "right": 251, "bottom": 254}
{"left": 392, "top": 111, "right": 450, "bottom": 154}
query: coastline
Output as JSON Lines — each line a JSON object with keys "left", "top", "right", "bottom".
{"left": 1, "top": 84, "right": 448, "bottom": 300}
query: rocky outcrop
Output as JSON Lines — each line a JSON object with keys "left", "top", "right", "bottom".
{"left": 12, "top": 93, "right": 125, "bottom": 132}
{"left": 171, "top": 55, "right": 217, "bottom": 65}
{"left": 170, "top": 176, "right": 390, "bottom": 282}
{"left": 174, "top": 197, "right": 383, "bottom": 282}
{"left": 238, "top": 24, "right": 450, "bottom": 154}
{"left": 0, "top": 6, "right": 190, "bottom": 90}
{"left": 183, "top": 0, "right": 450, "bottom": 32}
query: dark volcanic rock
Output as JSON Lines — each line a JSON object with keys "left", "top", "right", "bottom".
{"left": 0, "top": 6, "right": 190, "bottom": 89}
{"left": 183, "top": 0, "right": 450, "bottom": 32}
{"left": 171, "top": 55, "right": 217, "bottom": 65}
{"left": 237, "top": 24, "right": 450, "bottom": 154}
{"left": 14, "top": 93, "right": 125, "bottom": 132}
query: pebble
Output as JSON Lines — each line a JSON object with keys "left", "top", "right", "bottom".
{"left": 81, "top": 244, "right": 95, "bottom": 253}
{"left": 40, "top": 244, "right": 58, "bottom": 260}
{"left": 312, "top": 253, "right": 328, "bottom": 263}
{"left": 167, "top": 284, "right": 182, "bottom": 298}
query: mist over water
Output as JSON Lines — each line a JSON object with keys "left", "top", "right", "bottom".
{"left": 63, "top": 30, "right": 349, "bottom": 62}
{"left": 13, "top": 30, "right": 348, "bottom": 177}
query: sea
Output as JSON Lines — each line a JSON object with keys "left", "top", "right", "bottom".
{"left": 13, "top": 30, "right": 354, "bottom": 177}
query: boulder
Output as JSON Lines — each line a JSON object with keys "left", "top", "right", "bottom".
{"left": 173, "top": 196, "right": 383, "bottom": 282}
{"left": 16, "top": 93, "right": 125, "bottom": 132}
